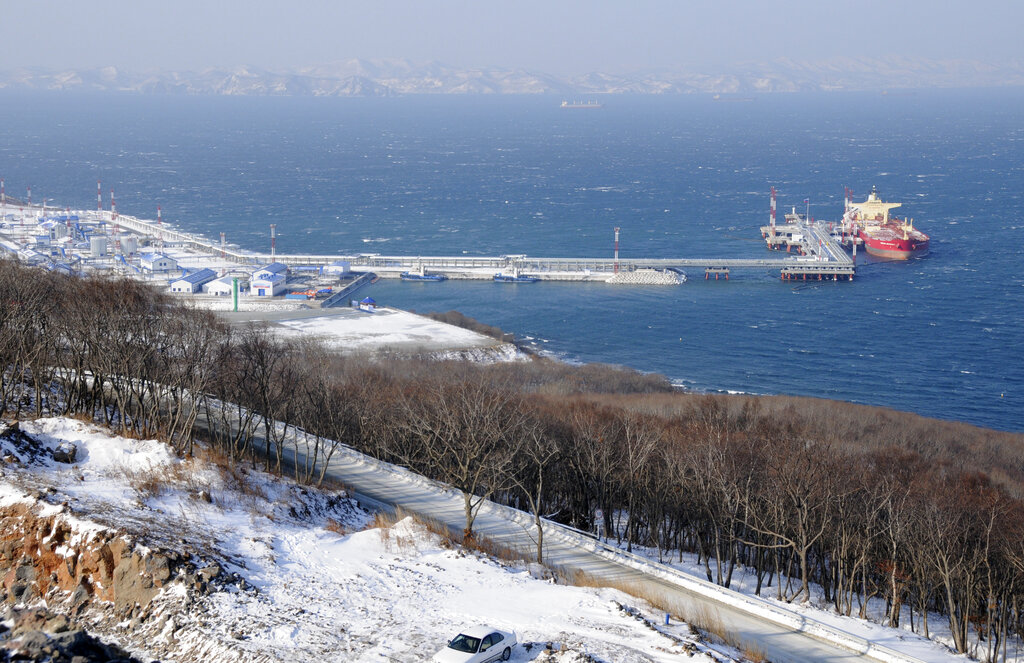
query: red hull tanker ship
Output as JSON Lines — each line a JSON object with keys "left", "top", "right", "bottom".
{"left": 842, "top": 186, "right": 929, "bottom": 259}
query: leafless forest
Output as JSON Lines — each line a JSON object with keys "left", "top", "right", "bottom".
{"left": 3, "top": 259, "right": 1024, "bottom": 659}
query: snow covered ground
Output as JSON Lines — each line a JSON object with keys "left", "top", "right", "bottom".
{"left": 270, "top": 306, "right": 524, "bottom": 359}
{"left": 1, "top": 418, "right": 729, "bottom": 663}
{"left": 188, "top": 292, "right": 528, "bottom": 359}
{"left": 2, "top": 414, "right": 1013, "bottom": 663}
{"left": 592, "top": 534, "right": 1018, "bottom": 663}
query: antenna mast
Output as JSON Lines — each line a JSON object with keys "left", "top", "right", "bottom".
{"left": 613, "top": 227, "right": 620, "bottom": 274}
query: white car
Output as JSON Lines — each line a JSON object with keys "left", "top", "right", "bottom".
{"left": 431, "top": 626, "right": 517, "bottom": 663}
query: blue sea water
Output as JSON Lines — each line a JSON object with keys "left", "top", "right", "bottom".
{"left": 2, "top": 90, "right": 1023, "bottom": 432}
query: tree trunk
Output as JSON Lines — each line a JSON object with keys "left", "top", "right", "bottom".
{"left": 535, "top": 513, "right": 544, "bottom": 564}
{"left": 463, "top": 492, "right": 475, "bottom": 541}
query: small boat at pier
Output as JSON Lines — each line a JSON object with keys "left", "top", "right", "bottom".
{"left": 400, "top": 262, "right": 447, "bottom": 281}
{"left": 494, "top": 273, "right": 539, "bottom": 283}
{"left": 400, "top": 271, "right": 447, "bottom": 281}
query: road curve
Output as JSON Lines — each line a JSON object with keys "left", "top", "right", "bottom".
{"left": 73, "top": 360, "right": 930, "bottom": 662}
{"left": 310, "top": 435, "right": 924, "bottom": 663}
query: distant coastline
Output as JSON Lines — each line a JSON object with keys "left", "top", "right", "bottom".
{"left": 2, "top": 56, "right": 1023, "bottom": 97}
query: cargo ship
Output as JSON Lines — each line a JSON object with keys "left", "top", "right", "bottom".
{"left": 560, "top": 100, "right": 603, "bottom": 109}
{"left": 843, "top": 186, "right": 929, "bottom": 259}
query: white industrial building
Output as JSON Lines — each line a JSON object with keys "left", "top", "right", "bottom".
{"left": 204, "top": 276, "right": 243, "bottom": 296}
{"left": 170, "top": 268, "right": 217, "bottom": 294}
{"left": 139, "top": 253, "right": 178, "bottom": 272}
{"left": 251, "top": 262, "right": 288, "bottom": 281}
{"left": 250, "top": 274, "right": 286, "bottom": 297}
{"left": 324, "top": 260, "right": 351, "bottom": 276}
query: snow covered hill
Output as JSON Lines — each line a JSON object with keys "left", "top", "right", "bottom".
{"left": 1, "top": 416, "right": 1006, "bottom": 663}
{"left": 0, "top": 417, "right": 730, "bottom": 662}
{"left": 3, "top": 57, "right": 1023, "bottom": 96}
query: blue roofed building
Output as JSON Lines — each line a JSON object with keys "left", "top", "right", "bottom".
{"left": 139, "top": 253, "right": 178, "bottom": 272}
{"left": 170, "top": 268, "right": 218, "bottom": 294}
{"left": 251, "top": 273, "right": 286, "bottom": 297}
{"left": 251, "top": 262, "right": 288, "bottom": 281}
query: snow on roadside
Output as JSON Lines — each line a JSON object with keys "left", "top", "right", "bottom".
{"left": 602, "top": 538, "right": 991, "bottom": 663}
{"left": 1, "top": 418, "right": 716, "bottom": 663}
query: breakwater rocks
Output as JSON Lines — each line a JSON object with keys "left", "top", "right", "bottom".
{"left": 605, "top": 268, "right": 685, "bottom": 285}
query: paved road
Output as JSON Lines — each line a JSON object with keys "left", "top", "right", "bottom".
{"left": 189, "top": 404, "right": 920, "bottom": 663}
{"left": 308, "top": 435, "right": 921, "bottom": 663}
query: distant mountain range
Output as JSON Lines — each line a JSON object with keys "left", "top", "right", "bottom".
{"left": 2, "top": 57, "right": 1022, "bottom": 96}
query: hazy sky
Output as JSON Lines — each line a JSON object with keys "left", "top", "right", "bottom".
{"left": 3, "top": 0, "right": 1021, "bottom": 75}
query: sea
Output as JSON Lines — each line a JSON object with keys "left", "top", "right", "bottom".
{"left": 2, "top": 89, "right": 1023, "bottom": 432}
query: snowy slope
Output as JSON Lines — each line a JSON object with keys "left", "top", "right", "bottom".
{"left": 0, "top": 418, "right": 724, "bottom": 663}
{"left": 272, "top": 306, "right": 525, "bottom": 359}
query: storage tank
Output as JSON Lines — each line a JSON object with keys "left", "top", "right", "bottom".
{"left": 90, "top": 236, "right": 107, "bottom": 257}
{"left": 121, "top": 235, "right": 138, "bottom": 254}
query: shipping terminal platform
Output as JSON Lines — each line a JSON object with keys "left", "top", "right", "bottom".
{"left": 1, "top": 188, "right": 856, "bottom": 284}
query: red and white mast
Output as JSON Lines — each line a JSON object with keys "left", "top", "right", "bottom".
{"left": 111, "top": 190, "right": 121, "bottom": 254}
{"left": 770, "top": 186, "right": 777, "bottom": 237}
{"left": 157, "top": 205, "right": 164, "bottom": 251}
{"left": 613, "top": 227, "right": 620, "bottom": 274}
{"left": 97, "top": 180, "right": 103, "bottom": 212}
{"left": 270, "top": 224, "right": 276, "bottom": 260}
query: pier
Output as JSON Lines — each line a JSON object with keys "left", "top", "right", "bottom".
{"left": 321, "top": 272, "right": 375, "bottom": 308}
{"left": 110, "top": 209, "right": 856, "bottom": 282}
{"left": 3, "top": 192, "right": 856, "bottom": 283}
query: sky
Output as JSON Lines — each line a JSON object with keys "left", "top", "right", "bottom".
{"left": 2, "top": 0, "right": 1022, "bottom": 75}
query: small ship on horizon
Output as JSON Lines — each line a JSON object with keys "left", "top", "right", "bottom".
{"left": 560, "top": 100, "right": 603, "bottom": 109}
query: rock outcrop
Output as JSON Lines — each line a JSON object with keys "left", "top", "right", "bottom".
{"left": 0, "top": 503, "right": 186, "bottom": 615}
{"left": 0, "top": 498, "right": 229, "bottom": 661}
{"left": 0, "top": 605, "right": 142, "bottom": 662}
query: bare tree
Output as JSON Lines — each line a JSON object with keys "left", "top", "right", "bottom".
{"left": 160, "top": 306, "right": 225, "bottom": 454}
{"left": 0, "top": 260, "right": 57, "bottom": 417}
{"left": 395, "top": 370, "right": 527, "bottom": 540}
{"left": 563, "top": 401, "right": 622, "bottom": 537}
{"left": 508, "top": 399, "right": 562, "bottom": 563}
{"left": 199, "top": 326, "right": 263, "bottom": 462}
{"left": 292, "top": 343, "right": 359, "bottom": 485}
{"left": 741, "top": 422, "right": 837, "bottom": 603}
{"left": 615, "top": 409, "right": 661, "bottom": 552}
{"left": 236, "top": 323, "right": 300, "bottom": 473}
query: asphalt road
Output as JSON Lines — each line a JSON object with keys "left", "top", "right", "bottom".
{"left": 187, "top": 402, "right": 922, "bottom": 663}
{"left": 312, "top": 437, "right": 921, "bottom": 663}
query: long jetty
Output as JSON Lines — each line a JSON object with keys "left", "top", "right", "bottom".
{"left": 69, "top": 209, "right": 858, "bottom": 282}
